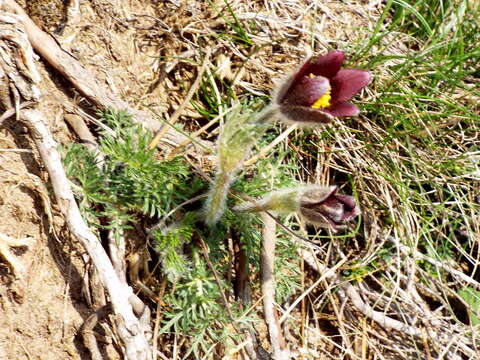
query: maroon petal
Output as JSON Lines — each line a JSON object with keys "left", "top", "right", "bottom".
{"left": 282, "top": 76, "right": 330, "bottom": 106}
{"left": 276, "top": 52, "right": 344, "bottom": 103}
{"left": 292, "top": 57, "right": 315, "bottom": 81}
{"left": 334, "top": 194, "right": 360, "bottom": 220}
{"left": 274, "top": 58, "right": 315, "bottom": 103}
{"left": 330, "top": 69, "right": 372, "bottom": 102}
{"left": 309, "top": 51, "right": 345, "bottom": 78}
{"left": 324, "top": 101, "right": 359, "bottom": 117}
{"left": 317, "top": 194, "right": 359, "bottom": 223}
{"left": 279, "top": 105, "right": 334, "bottom": 124}
{"left": 335, "top": 194, "right": 356, "bottom": 210}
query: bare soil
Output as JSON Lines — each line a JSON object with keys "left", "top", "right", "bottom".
{"left": 0, "top": 125, "right": 89, "bottom": 359}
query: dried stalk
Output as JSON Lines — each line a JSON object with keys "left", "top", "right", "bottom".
{"left": 391, "top": 236, "right": 480, "bottom": 291}
{"left": 243, "top": 124, "right": 297, "bottom": 167}
{"left": 148, "top": 47, "right": 211, "bottom": 150}
{"left": 260, "top": 212, "right": 290, "bottom": 360}
{"left": 301, "top": 249, "right": 422, "bottom": 335}
{"left": 64, "top": 113, "right": 105, "bottom": 168}
{"left": 0, "top": 101, "right": 33, "bottom": 126}
{"left": 81, "top": 304, "right": 112, "bottom": 360}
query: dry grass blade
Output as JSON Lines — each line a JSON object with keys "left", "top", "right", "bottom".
{"left": 148, "top": 47, "right": 212, "bottom": 150}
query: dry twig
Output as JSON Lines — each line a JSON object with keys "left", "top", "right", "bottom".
{"left": 300, "top": 247, "right": 477, "bottom": 359}
{"left": 65, "top": 111, "right": 152, "bottom": 355}
{"left": 244, "top": 124, "right": 297, "bottom": 167}
{"left": 260, "top": 212, "right": 290, "bottom": 360}
{"left": 0, "top": 101, "right": 33, "bottom": 126}
{"left": 148, "top": 47, "right": 211, "bottom": 150}
{"left": 81, "top": 304, "right": 112, "bottom": 360}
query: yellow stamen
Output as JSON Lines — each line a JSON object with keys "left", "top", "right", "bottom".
{"left": 311, "top": 89, "right": 331, "bottom": 109}
{"left": 307, "top": 73, "right": 332, "bottom": 109}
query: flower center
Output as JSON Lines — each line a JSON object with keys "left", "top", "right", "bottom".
{"left": 311, "top": 89, "right": 331, "bottom": 109}
{"left": 308, "top": 73, "right": 331, "bottom": 109}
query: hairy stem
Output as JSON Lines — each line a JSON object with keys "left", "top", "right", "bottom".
{"left": 204, "top": 170, "right": 234, "bottom": 226}
{"left": 204, "top": 103, "right": 275, "bottom": 226}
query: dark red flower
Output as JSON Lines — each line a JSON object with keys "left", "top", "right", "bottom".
{"left": 274, "top": 51, "right": 371, "bottom": 124}
{"left": 299, "top": 186, "right": 360, "bottom": 231}
{"left": 234, "top": 185, "right": 359, "bottom": 232}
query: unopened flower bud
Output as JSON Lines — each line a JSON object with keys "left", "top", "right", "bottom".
{"left": 234, "top": 185, "right": 359, "bottom": 231}
{"left": 298, "top": 186, "right": 359, "bottom": 230}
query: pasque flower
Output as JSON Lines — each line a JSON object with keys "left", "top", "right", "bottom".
{"left": 203, "top": 52, "right": 369, "bottom": 226}
{"left": 298, "top": 186, "right": 359, "bottom": 230}
{"left": 234, "top": 185, "right": 359, "bottom": 231}
{"left": 273, "top": 51, "right": 371, "bottom": 124}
